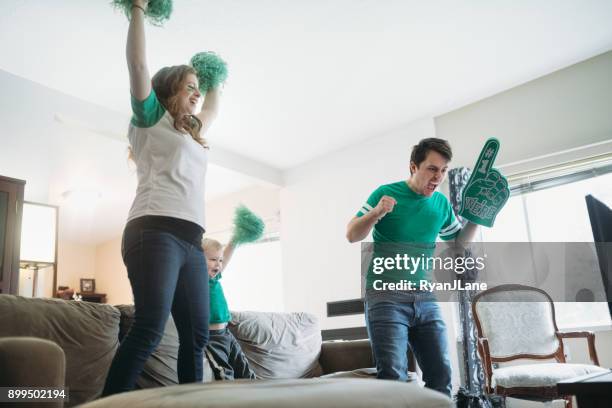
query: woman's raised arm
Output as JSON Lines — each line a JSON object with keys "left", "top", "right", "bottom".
{"left": 126, "top": 0, "right": 151, "bottom": 100}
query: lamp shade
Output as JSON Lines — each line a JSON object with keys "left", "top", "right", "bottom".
{"left": 20, "top": 202, "right": 57, "bottom": 264}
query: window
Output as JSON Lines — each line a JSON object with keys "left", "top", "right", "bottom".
{"left": 480, "top": 162, "right": 612, "bottom": 329}
{"left": 221, "top": 238, "right": 284, "bottom": 313}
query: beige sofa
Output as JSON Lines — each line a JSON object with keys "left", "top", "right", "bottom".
{"left": 0, "top": 295, "right": 451, "bottom": 408}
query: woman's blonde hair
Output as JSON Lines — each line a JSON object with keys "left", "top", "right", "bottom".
{"left": 152, "top": 65, "right": 208, "bottom": 148}
{"left": 202, "top": 238, "right": 223, "bottom": 253}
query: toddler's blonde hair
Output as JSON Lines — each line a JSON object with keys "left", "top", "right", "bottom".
{"left": 202, "top": 238, "right": 222, "bottom": 253}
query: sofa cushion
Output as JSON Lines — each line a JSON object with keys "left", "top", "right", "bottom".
{"left": 0, "top": 295, "right": 119, "bottom": 407}
{"left": 78, "top": 378, "right": 453, "bottom": 408}
{"left": 492, "top": 363, "right": 608, "bottom": 388}
{"left": 229, "top": 311, "right": 323, "bottom": 379}
{"left": 320, "top": 367, "right": 378, "bottom": 379}
{"left": 320, "top": 367, "right": 420, "bottom": 382}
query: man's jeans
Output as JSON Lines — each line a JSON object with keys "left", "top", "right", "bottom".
{"left": 103, "top": 228, "right": 209, "bottom": 395}
{"left": 365, "top": 296, "right": 452, "bottom": 397}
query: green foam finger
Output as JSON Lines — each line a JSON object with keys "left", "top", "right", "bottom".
{"left": 459, "top": 138, "right": 510, "bottom": 227}
{"left": 471, "top": 138, "right": 500, "bottom": 180}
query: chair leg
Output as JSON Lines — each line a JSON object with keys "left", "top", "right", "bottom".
{"left": 489, "top": 395, "right": 507, "bottom": 408}
{"left": 485, "top": 393, "right": 505, "bottom": 408}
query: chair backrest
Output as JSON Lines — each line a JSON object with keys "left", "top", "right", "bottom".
{"left": 472, "top": 285, "right": 561, "bottom": 361}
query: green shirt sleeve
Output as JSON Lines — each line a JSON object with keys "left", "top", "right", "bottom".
{"left": 130, "top": 89, "right": 166, "bottom": 128}
{"left": 439, "top": 200, "right": 461, "bottom": 241}
{"left": 357, "top": 187, "right": 383, "bottom": 217}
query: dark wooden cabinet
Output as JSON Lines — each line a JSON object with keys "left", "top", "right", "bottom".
{"left": 0, "top": 175, "right": 25, "bottom": 294}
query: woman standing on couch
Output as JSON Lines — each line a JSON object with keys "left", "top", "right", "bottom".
{"left": 103, "top": 0, "right": 219, "bottom": 395}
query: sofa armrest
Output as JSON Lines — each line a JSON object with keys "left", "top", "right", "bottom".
{"left": 0, "top": 337, "right": 65, "bottom": 407}
{"left": 319, "top": 339, "right": 374, "bottom": 375}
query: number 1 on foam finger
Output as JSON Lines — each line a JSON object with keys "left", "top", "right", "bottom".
{"left": 473, "top": 138, "right": 499, "bottom": 177}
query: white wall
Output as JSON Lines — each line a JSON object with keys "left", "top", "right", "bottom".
{"left": 0, "top": 69, "right": 128, "bottom": 204}
{"left": 56, "top": 240, "right": 96, "bottom": 292}
{"left": 435, "top": 50, "right": 612, "bottom": 168}
{"left": 205, "top": 185, "right": 284, "bottom": 312}
{"left": 205, "top": 185, "right": 281, "bottom": 243}
{"left": 94, "top": 237, "right": 131, "bottom": 305}
{"left": 221, "top": 240, "right": 284, "bottom": 313}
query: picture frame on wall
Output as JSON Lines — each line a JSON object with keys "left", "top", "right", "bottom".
{"left": 80, "top": 278, "right": 95, "bottom": 293}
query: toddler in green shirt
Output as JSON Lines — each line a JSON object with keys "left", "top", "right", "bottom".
{"left": 202, "top": 238, "right": 256, "bottom": 380}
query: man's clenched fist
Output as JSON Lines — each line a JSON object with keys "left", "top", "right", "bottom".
{"left": 375, "top": 195, "right": 397, "bottom": 219}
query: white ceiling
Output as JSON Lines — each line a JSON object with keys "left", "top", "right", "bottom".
{"left": 1, "top": 1, "right": 612, "bottom": 246}
{"left": 2, "top": 0, "right": 611, "bottom": 169}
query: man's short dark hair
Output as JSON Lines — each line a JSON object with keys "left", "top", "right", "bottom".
{"left": 410, "top": 138, "right": 452, "bottom": 170}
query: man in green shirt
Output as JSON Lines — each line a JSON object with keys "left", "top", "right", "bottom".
{"left": 346, "top": 138, "right": 477, "bottom": 397}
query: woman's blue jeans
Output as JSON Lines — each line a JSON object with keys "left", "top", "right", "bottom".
{"left": 365, "top": 298, "right": 452, "bottom": 397}
{"left": 102, "top": 228, "right": 209, "bottom": 395}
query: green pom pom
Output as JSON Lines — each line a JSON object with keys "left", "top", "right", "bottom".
{"left": 232, "top": 205, "right": 264, "bottom": 245}
{"left": 190, "top": 52, "right": 228, "bottom": 93}
{"left": 112, "top": 0, "right": 173, "bottom": 27}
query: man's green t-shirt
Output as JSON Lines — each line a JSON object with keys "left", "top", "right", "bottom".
{"left": 357, "top": 181, "right": 460, "bottom": 288}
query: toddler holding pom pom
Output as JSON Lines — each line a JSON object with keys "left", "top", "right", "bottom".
{"left": 202, "top": 238, "right": 257, "bottom": 380}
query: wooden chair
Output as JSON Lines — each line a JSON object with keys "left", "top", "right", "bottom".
{"left": 471, "top": 284, "right": 606, "bottom": 407}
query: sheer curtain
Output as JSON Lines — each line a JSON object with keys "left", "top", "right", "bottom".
{"left": 448, "top": 168, "right": 491, "bottom": 407}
